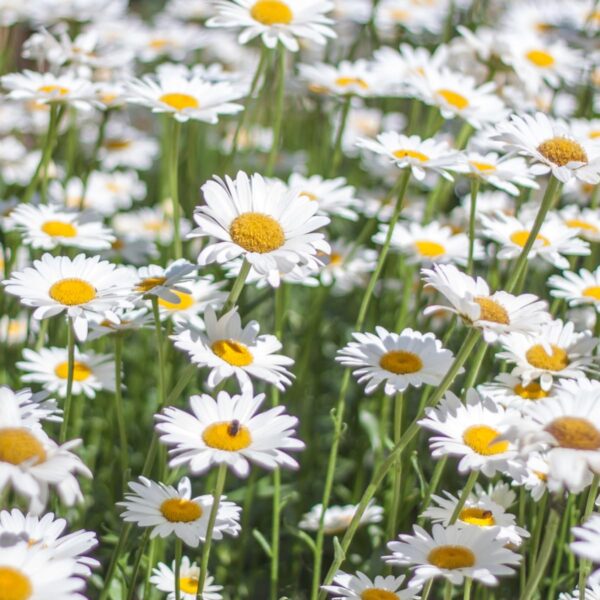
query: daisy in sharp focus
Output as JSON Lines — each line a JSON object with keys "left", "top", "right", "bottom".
{"left": 155, "top": 389, "right": 304, "bottom": 478}
{"left": 17, "top": 347, "right": 115, "bottom": 399}
{"left": 384, "top": 523, "right": 521, "bottom": 587}
{"left": 322, "top": 571, "right": 420, "bottom": 600}
{"left": 2, "top": 253, "right": 134, "bottom": 341}
{"left": 207, "top": 0, "right": 336, "bottom": 52}
{"left": 549, "top": 268, "right": 600, "bottom": 312}
{"left": 10, "top": 204, "right": 115, "bottom": 251}
{"left": 118, "top": 476, "right": 240, "bottom": 547}
{"left": 571, "top": 515, "right": 600, "bottom": 585}
{"left": 418, "top": 389, "right": 524, "bottom": 478}
{"left": 493, "top": 112, "right": 600, "bottom": 184}
{"left": 189, "top": 171, "right": 330, "bottom": 287}
{"left": 357, "top": 132, "right": 461, "bottom": 181}
{"left": 422, "top": 263, "right": 549, "bottom": 342}
{"left": 299, "top": 500, "right": 383, "bottom": 534}
{"left": 172, "top": 306, "right": 294, "bottom": 392}
{"left": 336, "top": 326, "right": 456, "bottom": 396}
{"left": 151, "top": 557, "right": 222, "bottom": 600}
{"left": 498, "top": 319, "right": 599, "bottom": 391}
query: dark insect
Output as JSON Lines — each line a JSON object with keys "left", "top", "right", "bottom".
{"left": 228, "top": 419, "right": 241, "bottom": 436}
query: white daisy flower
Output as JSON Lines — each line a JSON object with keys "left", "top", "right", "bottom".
{"left": 319, "top": 240, "right": 376, "bottom": 294}
{"left": 374, "top": 0, "right": 447, "bottom": 35}
{"left": 493, "top": 112, "right": 600, "bottom": 184}
{"left": 131, "top": 21, "right": 207, "bottom": 63}
{"left": 113, "top": 206, "right": 191, "bottom": 246}
{"left": 2, "top": 254, "right": 134, "bottom": 341}
{"left": 288, "top": 173, "right": 360, "bottom": 221}
{"left": 479, "top": 372, "right": 557, "bottom": 412}
{"left": 132, "top": 260, "right": 197, "bottom": 304}
{"left": 299, "top": 500, "right": 383, "bottom": 534}
{"left": 17, "top": 347, "right": 115, "bottom": 399}
{"left": 498, "top": 319, "right": 599, "bottom": 391}
{"left": 189, "top": 171, "right": 330, "bottom": 287}
{"left": 558, "top": 206, "right": 600, "bottom": 243}
{"left": 0, "top": 509, "right": 98, "bottom": 577}
{"left": 418, "top": 389, "right": 524, "bottom": 478}
{"left": 87, "top": 308, "right": 153, "bottom": 340}
{"left": 549, "top": 268, "right": 600, "bottom": 311}
{"left": 571, "top": 515, "right": 600, "bottom": 585}
{"left": 10, "top": 204, "right": 115, "bottom": 251}
{"left": 97, "top": 121, "right": 159, "bottom": 171}
{"left": 0, "top": 386, "right": 60, "bottom": 427}
{"left": 384, "top": 523, "right": 521, "bottom": 586}
{"left": 422, "top": 263, "right": 549, "bottom": 342}
{"left": 125, "top": 70, "right": 245, "bottom": 124}
{"left": 559, "top": 583, "right": 600, "bottom": 600}
{"left": 207, "top": 0, "right": 336, "bottom": 52}
{"left": 155, "top": 389, "right": 304, "bottom": 478}
{"left": 336, "top": 326, "right": 455, "bottom": 396}
{"left": 118, "top": 476, "right": 240, "bottom": 547}
{"left": 357, "top": 132, "right": 461, "bottom": 181}
{"left": 172, "top": 306, "right": 294, "bottom": 392}
{"left": 422, "top": 489, "right": 529, "bottom": 547}
{"left": 511, "top": 451, "right": 550, "bottom": 502}
{"left": 0, "top": 313, "right": 29, "bottom": 346}
{"left": 102, "top": 234, "right": 159, "bottom": 267}
{"left": 375, "top": 222, "right": 479, "bottom": 267}
{"left": 151, "top": 556, "right": 222, "bottom": 600}
{"left": 481, "top": 212, "right": 590, "bottom": 270}
{"left": 322, "top": 571, "right": 419, "bottom": 599}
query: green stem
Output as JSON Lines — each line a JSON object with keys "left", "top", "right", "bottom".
{"left": 113, "top": 334, "right": 128, "bottom": 486}
{"left": 175, "top": 537, "right": 183, "bottom": 600}
{"left": 467, "top": 178, "right": 480, "bottom": 275}
{"left": 419, "top": 456, "right": 448, "bottom": 523}
{"left": 59, "top": 318, "right": 75, "bottom": 443}
{"left": 464, "top": 578, "right": 472, "bottom": 600}
{"left": 449, "top": 470, "right": 479, "bottom": 524}
{"left": 98, "top": 524, "right": 132, "bottom": 600}
{"left": 444, "top": 579, "right": 453, "bottom": 600}
{"left": 126, "top": 528, "right": 151, "bottom": 600}
{"left": 578, "top": 475, "right": 600, "bottom": 596}
{"left": 196, "top": 463, "right": 227, "bottom": 600}
{"left": 168, "top": 119, "right": 183, "bottom": 259}
{"left": 266, "top": 46, "right": 287, "bottom": 177}
{"left": 387, "top": 392, "right": 404, "bottom": 540}
{"left": 221, "top": 259, "right": 251, "bottom": 315}
{"left": 328, "top": 95, "right": 352, "bottom": 177}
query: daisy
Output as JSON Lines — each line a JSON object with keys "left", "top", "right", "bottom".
{"left": 171, "top": 307, "right": 294, "bottom": 392}
{"left": 421, "top": 263, "right": 549, "bottom": 342}
{"left": 418, "top": 389, "right": 524, "bottom": 478}
{"left": 374, "top": 0, "right": 447, "bottom": 35}
{"left": 0, "top": 312, "right": 29, "bottom": 345}
{"left": 113, "top": 206, "right": 191, "bottom": 246}
{"left": 479, "top": 372, "right": 557, "bottom": 412}
{"left": 559, "top": 584, "right": 600, "bottom": 600}
{"left": 118, "top": 476, "right": 240, "bottom": 547}
{"left": 132, "top": 260, "right": 196, "bottom": 304}
{"left": 336, "top": 326, "right": 455, "bottom": 396}
{"left": 549, "top": 268, "right": 600, "bottom": 312}
{"left": 2, "top": 254, "right": 134, "bottom": 341}
{"left": 481, "top": 212, "right": 590, "bottom": 270}
{"left": 511, "top": 451, "right": 550, "bottom": 502}
{"left": 288, "top": 173, "right": 360, "bottom": 221}
{"left": 558, "top": 206, "right": 600, "bottom": 243}
{"left": 299, "top": 500, "right": 383, "bottom": 534}
{"left": 97, "top": 121, "right": 159, "bottom": 171}
{"left": 151, "top": 557, "right": 222, "bottom": 600}
{"left": 131, "top": 21, "right": 206, "bottom": 63}
{"left": 384, "top": 523, "right": 521, "bottom": 586}
{"left": 155, "top": 389, "right": 304, "bottom": 478}
{"left": 0, "top": 509, "right": 98, "bottom": 576}
{"left": 126, "top": 70, "right": 245, "bottom": 124}
{"left": 571, "top": 515, "right": 600, "bottom": 584}
{"left": 206, "top": 0, "right": 336, "bottom": 52}
{"left": 87, "top": 308, "right": 153, "bottom": 340}
{"left": 0, "top": 386, "right": 61, "bottom": 427}
{"left": 374, "top": 222, "right": 479, "bottom": 267}
{"left": 422, "top": 490, "right": 529, "bottom": 547}
{"left": 9, "top": 204, "right": 115, "bottom": 251}
{"left": 103, "top": 234, "right": 159, "bottom": 267}
{"left": 322, "top": 572, "right": 419, "bottom": 600}
{"left": 498, "top": 319, "right": 599, "bottom": 391}
{"left": 319, "top": 240, "right": 376, "bottom": 294}
{"left": 493, "top": 112, "right": 600, "bottom": 184}
{"left": 189, "top": 171, "right": 330, "bottom": 287}
{"left": 357, "top": 132, "right": 461, "bottom": 181}
{"left": 17, "top": 347, "right": 115, "bottom": 399}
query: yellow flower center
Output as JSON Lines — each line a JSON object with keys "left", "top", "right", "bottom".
{"left": 583, "top": 287, "right": 600, "bottom": 301}
{"left": 462, "top": 425, "right": 509, "bottom": 456}
{"left": 526, "top": 49, "right": 555, "bottom": 68}
{"left": 379, "top": 350, "right": 423, "bottom": 374}
{"left": 390, "top": 8, "right": 409, "bottom": 20}
{"left": 37, "top": 84, "right": 69, "bottom": 96}
{"left": 590, "top": 130, "right": 600, "bottom": 140}
{"left": 160, "top": 498, "right": 202, "bottom": 523}
{"left": 149, "top": 38, "right": 169, "bottom": 49}
{"left": 159, "top": 93, "right": 199, "bottom": 111}
{"left": 525, "top": 344, "right": 569, "bottom": 371}
{"left": 459, "top": 507, "right": 496, "bottom": 527}
{"left": 537, "top": 137, "right": 588, "bottom": 166}
{"left": 414, "top": 240, "right": 446, "bottom": 257}
{"left": 41, "top": 220, "right": 77, "bottom": 238}
{"left": 211, "top": 339, "right": 254, "bottom": 367}
{"left": 509, "top": 230, "right": 550, "bottom": 248}
{"left": 49, "top": 278, "right": 96, "bottom": 305}
{"left": 470, "top": 161, "right": 496, "bottom": 173}
{"left": 393, "top": 149, "right": 429, "bottom": 162}
{"left": 301, "top": 191, "right": 318, "bottom": 201}
{"left": 473, "top": 297, "right": 510, "bottom": 325}
{"left": 329, "top": 252, "right": 343, "bottom": 266}
{"left": 428, "top": 545, "right": 476, "bottom": 569}
{"left": 514, "top": 381, "right": 548, "bottom": 400}
{"left": 202, "top": 420, "right": 252, "bottom": 451}
{"left": 335, "top": 77, "right": 369, "bottom": 90}
{"left": 104, "top": 138, "right": 132, "bottom": 150}
{"left": 54, "top": 360, "right": 92, "bottom": 381}
{"left": 135, "top": 276, "right": 167, "bottom": 293}
{"left": 0, "top": 428, "right": 46, "bottom": 465}
{"left": 179, "top": 577, "right": 199, "bottom": 594}
{"left": 565, "top": 219, "right": 598, "bottom": 233}
{"left": 361, "top": 590, "right": 399, "bottom": 600}
{"left": 229, "top": 212, "right": 285, "bottom": 254}
{"left": 545, "top": 417, "right": 600, "bottom": 450}
{"left": 0, "top": 567, "right": 32, "bottom": 600}
{"left": 437, "top": 88, "right": 470, "bottom": 110}
{"left": 158, "top": 291, "right": 195, "bottom": 311}
{"left": 250, "top": 0, "right": 293, "bottom": 24}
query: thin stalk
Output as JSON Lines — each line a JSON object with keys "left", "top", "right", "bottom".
{"left": 266, "top": 46, "right": 287, "bottom": 177}
{"left": 449, "top": 470, "right": 479, "bottom": 524}
{"left": 113, "top": 333, "right": 128, "bottom": 486}
{"left": 328, "top": 95, "right": 352, "bottom": 177}
{"left": 467, "top": 178, "right": 480, "bottom": 275}
{"left": 168, "top": 119, "right": 183, "bottom": 259}
{"left": 59, "top": 318, "right": 75, "bottom": 443}
{"left": 221, "top": 259, "right": 251, "bottom": 315}
{"left": 578, "top": 475, "right": 600, "bottom": 596}
{"left": 126, "top": 528, "right": 151, "bottom": 600}
{"left": 175, "top": 538, "right": 183, "bottom": 600}
{"left": 464, "top": 578, "right": 472, "bottom": 600}
{"left": 387, "top": 392, "right": 404, "bottom": 541}
{"left": 98, "top": 524, "right": 132, "bottom": 600}
{"left": 419, "top": 456, "right": 448, "bottom": 523}
{"left": 196, "top": 463, "right": 228, "bottom": 600}
{"left": 444, "top": 580, "right": 453, "bottom": 600}
{"left": 151, "top": 298, "right": 167, "bottom": 409}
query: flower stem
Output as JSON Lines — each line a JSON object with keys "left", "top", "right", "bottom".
{"left": 168, "top": 119, "right": 183, "bottom": 259}
{"left": 467, "top": 178, "right": 480, "bottom": 275}
{"left": 59, "top": 317, "right": 75, "bottom": 443}
{"left": 113, "top": 333, "right": 129, "bottom": 489}
{"left": 266, "top": 46, "right": 287, "bottom": 177}
{"left": 328, "top": 95, "right": 352, "bottom": 177}
{"left": 387, "top": 392, "right": 404, "bottom": 541}
{"left": 126, "top": 528, "right": 150, "bottom": 600}
{"left": 98, "top": 524, "right": 132, "bottom": 600}
{"left": 578, "top": 475, "right": 600, "bottom": 597}
{"left": 221, "top": 259, "right": 251, "bottom": 315}
{"left": 175, "top": 537, "right": 183, "bottom": 600}
{"left": 449, "top": 470, "right": 479, "bottom": 524}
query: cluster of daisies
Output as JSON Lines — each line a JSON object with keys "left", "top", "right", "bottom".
{"left": 0, "top": 0, "right": 598, "bottom": 598}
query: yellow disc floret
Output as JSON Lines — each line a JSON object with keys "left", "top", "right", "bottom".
{"left": 428, "top": 545, "right": 476, "bottom": 569}
{"left": 202, "top": 420, "right": 252, "bottom": 451}
{"left": 159, "top": 93, "right": 199, "bottom": 111}
{"left": 49, "top": 278, "right": 96, "bottom": 305}
{"left": 250, "top": 0, "right": 293, "bottom": 24}
{"left": 525, "top": 344, "right": 569, "bottom": 371}
{"left": 41, "top": 220, "right": 77, "bottom": 237}
{"left": 160, "top": 498, "right": 202, "bottom": 523}
{"left": 462, "top": 425, "right": 509, "bottom": 456}
{"left": 211, "top": 339, "right": 254, "bottom": 367}
{"left": 0, "top": 428, "right": 46, "bottom": 465}
{"left": 537, "top": 137, "right": 588, "bottom": 166}
{"left": 545, "top": 417, "right": 600, "bottom": 450}
{"left": 473, "top": 297, "right": 510, "bottom": 325}
{"left": 54, "top": 361, "right": 92, "bottom": 381}
{"left": 379, "top": 350, "right": 423, "bottom": 375}
{"left": 229, "top": 212, "right": 285, "bottom": 254}
{"left": 0, "top": 567, "right": 32, "bottom": 600}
